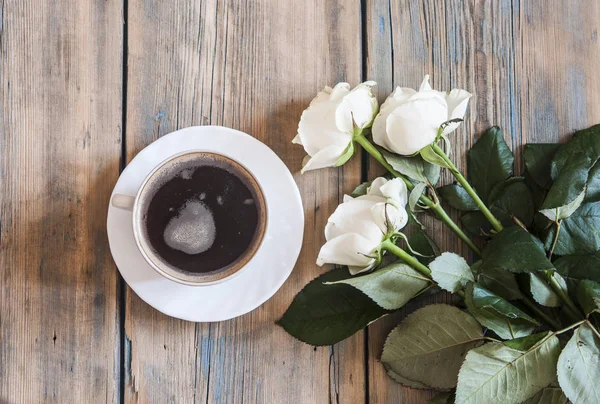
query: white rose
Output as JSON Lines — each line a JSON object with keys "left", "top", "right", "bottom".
{"left": 317, "top": 177, "right": 409, "bottom": 275}
{"left": 372, "top": 75, "right": 471, "bottom": 156}
{"left": 293, "top": 81, "right": 378, "bottom": 173}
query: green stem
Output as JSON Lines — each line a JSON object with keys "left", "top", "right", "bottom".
{"left": 382, "top": 240, "right": 431, "bottom": 277}
{"left": 586, "top": 320, "right": 600, "bottom": 340}
{"left": 520, "top": 295, "right": 562, "bottom": 330}
{"left": 554, "top": 320, "right": 586, "bottom": 335}
{"left": 355, "top": 135, "right": 482, "bottom": 256}
{"left": 382, "top": 239, "right": 466, "bottom": 298}
{"left": 539, "top": 271, "right": 583, "bottom": 321}
{"left": 548, "top": 220, "right": 561, "bottom": 258}
{"left": 430, "top": 143, "right": 504, "bottom": 233}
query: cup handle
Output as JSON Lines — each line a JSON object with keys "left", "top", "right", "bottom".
{"left": 111, "top": 194, "right": 135, "bottom": 211}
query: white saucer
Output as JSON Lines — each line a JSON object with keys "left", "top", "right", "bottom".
{"left": 107, "top": 126, "right": 304, "bottom": 322}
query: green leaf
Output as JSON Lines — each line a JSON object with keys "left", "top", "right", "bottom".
{"left": 476, "top": 266, "right": 523, "bottom": 301}
{"left": 542, "top": 124, "right": 600, "bottom": 215}
{"left": 540, "top": 188, "right": 586, "bottom": 222}
{"left": 529, "top": 272, "right": 565, "bottom": 308}
{"left": 326, "top": 262, "right": 431, "bottom": 310}
{"left": 576, "top": 279, "right": 600, "bottom": 315}
{"left": 381, "top": 149, "right": 440, "bottom": 184}
{"left": 334, "top": 141, "right": 355, "bottom": 166}
{"left": 277, "top": 268, "right": 389, "bottom": 346}
{"left": 409, "top": 229, "right": 440, "bottom": 266}
{"left": 522, "top": 387, "right": 568, "bottom": 404}
{"left": 470, "top": 260, "right": 483, "bottom": 275}
{"left": 553, "top": 202, "right": 600, "bottom": 255}
{"left": 428, "top": 252, "right": 474, "bottom": 293}
{"left": 409, "top": 182, "right": 427, "bottom": 213}
{"left": 423, "top": 159, "right": 442, "bottom": 186}
{"left": 351, "top": 181, "right": 371, "bottom": 198}
{"left": 456, "top": 334, "right": 561, "bottom": 404}
{"left": 386, "top": 369, "right": 430, "bottom": 389}
{"left": 523, "top": 143, "right": 562, "bottom": 189}
{"left": 503, "top": 331, "right": 550, "bottom": 350}
{"left": 467, "top": 127, "right": 514, "bottom": 203}
{"left": 480, "top": 227, "right": 554, "bottom": 274}
{"left": 585, "top": 160, "right": 600, "bottom": 202}
{"left": 464, "top": 283, "right": 538, "bottom": 340}
{"left": 438, "top": 184, "right": 479, "bottom": 211}
{"left": 557, "top": 324, "right": 600, "bottom": 404}
{"left": 489, "top": 178, "right": 535, "bottom": 227}
{"left": 554, "top": 252, "right": 600, "bottom": 282}
{"left": 526, "top": 176, "right": 550, "bottom": 211}
{"left": 381, "top": 304, "right": 484, "bottom": 390}
{"left": 421, "top": 145, "right": 451, "bottom": 168}
{"left": 470, "top": 283, "right": 538, "bottom": 324}
{"left": 461, "top": 211, "right": 492, "bottom": 237}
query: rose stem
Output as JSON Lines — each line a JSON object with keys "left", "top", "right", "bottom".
{"left": 538, "top": 271, "right": 584, "bottom": 321}
{"left": 381, "top": 239, "right": 432, "bottom": 277}
{"left": 519, "top": 294, "right": 562, "bottom": 330}
{"left": 381, "top": 239, "right": 466, "bottom": 298}
{"left": 354, "top": 135, "right": 482, "bottom": 256}
{"left": 431, "top": 141, "right": 580, "bottom": 322}
{"left": 430, "top": 143, "right": 504, "bottom": 233}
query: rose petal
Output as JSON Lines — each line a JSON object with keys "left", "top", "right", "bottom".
{"left": 347, "top": 264, "right": 377, "bottom": 275}
{"left": 419, "top": 74, "right": 433, "bottom": 91}
{"left": 329, "top": 82, "right": 351, "bottom": 102}
{"left": 441, "top": 88, "right": 472, "bottom": 136}
{"left": 316, "top": 233, "right": 379, "bottom": 269}
{"left": 324, "top": 198, "right": 384, "bottom": 242}
{"left": 297, "top": 105, "right": 351, "bottom": 157}
{"left": 297, "top": 84, "right": 352, "bottom": 156}
{"left": 355, "top": 195, "right": 387, "bottom": 203}
{"left": 385, "top": 96, "right": 447, "bottom": 155}
{"left": 370, "top": 202, "right": 408, "bottom": 233}
{"left": 446, "top": 89, "right": 471, "bottom": 119}
{"left": 301, "top": 143, "right": 350, "bottom": 173}
{"left": 379, "top": 177, "right": 409, "bottom": 207}
{"left": 337, "top": 81, "right": 378, "bottom": 131}
{"left": 366, "top": 177, "right": 389, "bottom": 197}
{"left": 372, "top": 87, "right": 417, "bottom": 151}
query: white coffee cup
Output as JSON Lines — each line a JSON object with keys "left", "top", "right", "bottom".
{"left": 111, "top": 150, "right": 267, "bottom": 286}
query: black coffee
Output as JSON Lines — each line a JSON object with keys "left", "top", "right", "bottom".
{"left": 142, "top": 155, "right": 263, "bottom": 274}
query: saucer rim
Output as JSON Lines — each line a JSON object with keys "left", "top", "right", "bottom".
{"left": 107, "top": 125, "right": 304, "bottom": 322}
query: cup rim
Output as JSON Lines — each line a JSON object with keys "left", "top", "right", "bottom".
{"left": 130, "top": 149, "right": 268, "bottom": 286}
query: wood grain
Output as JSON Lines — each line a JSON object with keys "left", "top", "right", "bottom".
{"left": 365, "top": 1, "right": 475, "bottom": 402}
{"left": 517, "top": 1, "right": 600, "bottom": 146}
{"left": 124, "top": 0, "right": 364, "bottom": 402}
{"left": 0, "top": 0, "right": 123, "bottom": 402}
{"left": 1, "top": 0, "right": 599, "bottom": 402}
{"left": 364, "top": 0, "right": 600, "bottom": 402}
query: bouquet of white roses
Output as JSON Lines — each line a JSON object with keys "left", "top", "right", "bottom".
{"left": 279, "top": 76, "right": 600, "bottom": 404}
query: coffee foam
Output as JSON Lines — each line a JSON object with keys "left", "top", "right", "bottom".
{"left": 136, "top": 151, "right": 268, "bottom": 283}
{"left": 146, "top": 153, "right": 254, "bottom": 197}
{"left": 163, "top": 199, "right": 216, "bottom": 255}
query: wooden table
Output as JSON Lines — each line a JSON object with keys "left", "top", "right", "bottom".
{"left": 1, "top": 0, "right": 599, "bottom": 402}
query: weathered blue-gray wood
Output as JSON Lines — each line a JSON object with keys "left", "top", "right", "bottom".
{"left": 124, "top": 0, "right": 365, "bottom": 402}
{"left": 1, "top": 0, "right": 599, "bottom": 402}
{"left": 0, "top": 0, "right": 123, "bottom": 402}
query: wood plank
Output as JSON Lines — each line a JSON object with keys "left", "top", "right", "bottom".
{"left": 516, "top": 1, "right": 600, "bottom": 146}
{"left": 124, "top": 0, "right": 364, "bottom": 402}
{"left": 365, "top": 0, "right": 600, "bottom": 402}
{"left": 365, "top": 1, "right": 476, "bottom": 402}
{"left": 0, "top": 0, "right": 123, "bottom": 402}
